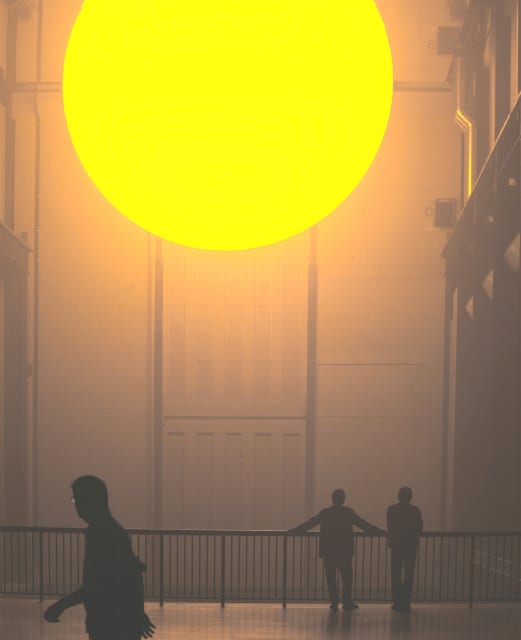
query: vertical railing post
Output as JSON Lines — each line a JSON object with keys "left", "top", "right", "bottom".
{"left": 282, "top": 534, "right": 288, "bottom": 609}
{"left": 159, "top": 535, "right": 164, "bottom": 607}
{"left": 468, "top": 535, "right": 475, "bottom": 608}
{"left": 220, "top": 535, "right": 226, "bottom": 608}
{"left": 38, "top": 530, "right": 44, "bottom": 603}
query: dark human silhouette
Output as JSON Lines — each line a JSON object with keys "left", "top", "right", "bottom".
{"left": 43, "top": 475, "right": 155, "bottom": 640}
{"left": 288, "top": 488, "right": 385, "bottom": 611}
{"left": 386, "top": 486, "right": 423, "bottom": 613}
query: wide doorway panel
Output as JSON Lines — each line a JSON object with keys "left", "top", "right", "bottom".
{"left": 162, "top": 419, "right": 305, "bottom": 530}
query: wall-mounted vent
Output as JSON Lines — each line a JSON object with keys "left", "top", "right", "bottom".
{"left": 437, "top": 27, "right": 461, "bottom": 54}
{"left": 3, "top": 0, "right": 36, "bottom": 19}
{"left": 434, "top": 198, "right": 458, "bottom": 227}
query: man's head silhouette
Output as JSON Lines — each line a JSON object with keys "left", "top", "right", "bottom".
{"left": 331, "top": 488, "right": 346, "bottom": 506}
{"left": 398, "top": 486, "right": 413, "bottom": 504}
{"left": 71, "top": 475, "right": 109, "bottom": 524}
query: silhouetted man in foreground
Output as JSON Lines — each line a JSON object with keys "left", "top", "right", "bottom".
{"left": 43, "top": 475, "right": 155, "bottom": 640}
{"left": 288, "top": 488, "right": 385, "bottom": 611}
{"left": 386, "top": 486, "right": 423, "bottom": 613}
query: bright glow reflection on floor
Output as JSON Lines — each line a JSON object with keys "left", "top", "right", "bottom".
{"left": 2, "top": 600, "right": 520, "bottom": 640}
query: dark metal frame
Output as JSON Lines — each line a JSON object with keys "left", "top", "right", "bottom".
{"left": 442, "top": 92, "right": 521, "bottom": 530}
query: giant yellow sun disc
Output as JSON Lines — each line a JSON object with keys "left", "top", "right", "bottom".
{"left": 63, "top": 0, "right": 393, "bottom": 250}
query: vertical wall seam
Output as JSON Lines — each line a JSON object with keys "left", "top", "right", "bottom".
{"left": 153, "top": 237, "right": 164, "bottom": 527}
{"left": 305, "top": 227, "right": 318, "bottom": 517}
{"left": 31, "top": 0, "right": 44, "bottom": 525}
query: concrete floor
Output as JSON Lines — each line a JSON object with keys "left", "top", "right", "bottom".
{"left": 1, "top": 598, "right": 520, "bottom": 639}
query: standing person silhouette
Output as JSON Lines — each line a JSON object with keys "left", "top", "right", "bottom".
{"left": 386, "top": 486, "right": 423, "bottom": 613}
{"left": 43, "top": 475, "right": 156, "bottom": 640}
{"left": 288, "top": 488, "right": 385, "bottom": 611}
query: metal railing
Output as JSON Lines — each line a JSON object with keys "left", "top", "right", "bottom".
{"left": 1, "top": 528, "right": 520, "bottom": 607}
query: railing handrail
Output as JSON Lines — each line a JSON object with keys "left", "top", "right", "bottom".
{"left": 1, "top": 526, "right": 520, "bottom": 537}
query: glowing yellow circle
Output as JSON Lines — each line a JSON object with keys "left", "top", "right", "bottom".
{"left": 63, "top": 0, "right": 393, "bottom": 250}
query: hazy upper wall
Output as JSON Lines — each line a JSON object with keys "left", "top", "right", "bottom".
{"left": 315, "top": 88, "right": 458, "bottom": 527}
{"left": 4, "top": 0, "right": 461, "bottom": 529}
{"left": 0, "top": 1, "right": 7, "bottom": 226}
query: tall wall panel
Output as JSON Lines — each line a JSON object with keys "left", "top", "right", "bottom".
{"left": 0, "top": 276, "right": 4, "bottom": 524}
{"left": 315, "top": 89, "right": 459, "bottom": 528}
{"left": 162, "top": 433, "right": 185, "bottom": 528}
{"left": 223, "top": 433, "right": 245, "bottom": 529}
{"left": 8, "top": 45, "right": 154, "bottom": 528}
{"left": 162, "top": 240, "right": 308, "bottom": 418}
{"left": 282, "top": 433, "right": 306, "bottom": 528}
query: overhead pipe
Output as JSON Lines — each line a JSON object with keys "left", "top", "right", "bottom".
{"left": 454, "top": 56, "right": 475, "bottom": 200}
{"left": 4, "top": 1, "right": 18, "bottom": 229}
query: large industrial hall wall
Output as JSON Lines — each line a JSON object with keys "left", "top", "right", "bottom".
{"left": 0, "top": 1, "right": 460, "bottom": 530}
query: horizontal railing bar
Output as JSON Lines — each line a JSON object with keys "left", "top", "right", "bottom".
{"left": 1, "top": 527, "right": 520, "bottom": 537}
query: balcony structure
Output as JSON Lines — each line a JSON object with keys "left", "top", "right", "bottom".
{"left": 1, "top": 525, "right": 520, "bottom": 640}
{"left": 442, "top": 93, "right": 521, "bottom": 530}
{"left": 1, "top": 527, "right": 520, "bottom": 605}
